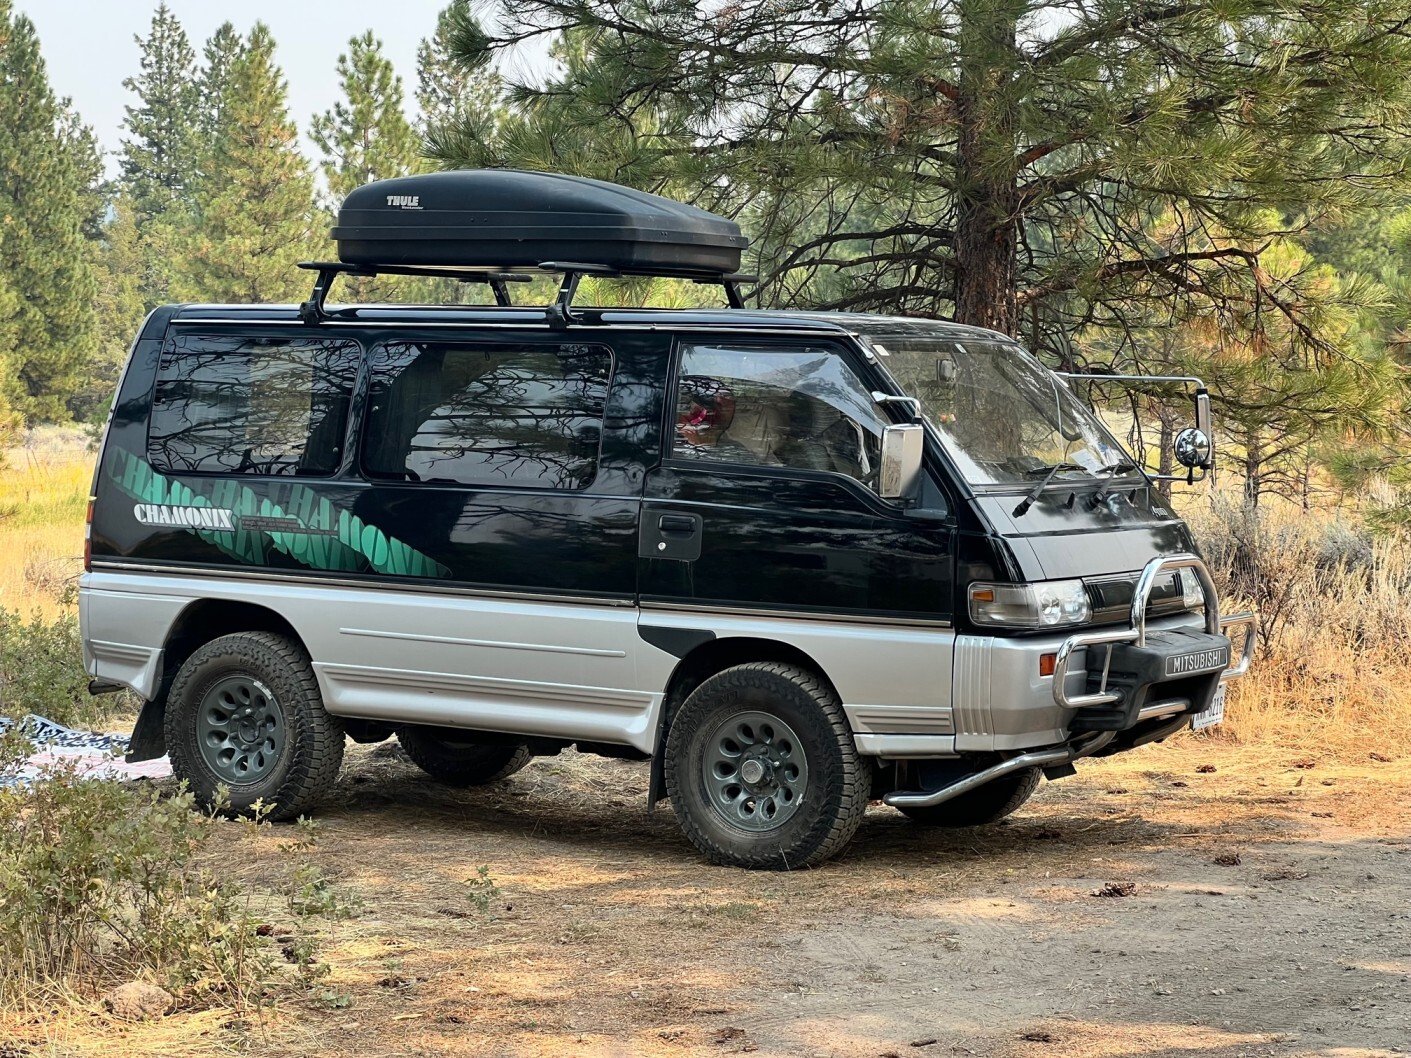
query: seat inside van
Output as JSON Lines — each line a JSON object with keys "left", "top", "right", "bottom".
{"left": 714, "top": 385, "right": 870, "bottom": 479}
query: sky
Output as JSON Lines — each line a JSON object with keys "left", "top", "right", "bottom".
{"left": 16, "top": 0, "right": 454, "bottom": 176}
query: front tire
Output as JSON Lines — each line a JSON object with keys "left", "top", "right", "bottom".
{"left": 665, "top": 662, "right": 870, "bottom": 870}
{"left": 165, "top": 631, "right": 344, "bottom": 820}
{"left": 396, "top": 726, "right": 532, "bottom": 787}
{"left": 896, "top": 767, "right": 1041, "bottom": 827}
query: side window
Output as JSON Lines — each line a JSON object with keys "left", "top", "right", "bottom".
{"left": 362, "top": 341, "right": 613, "bottom": 490}
{"left": 673, "top": 343, "right": 886, "bottom": 484}
{"left": 147, "top": 334, "right": 360, "bottom": 476}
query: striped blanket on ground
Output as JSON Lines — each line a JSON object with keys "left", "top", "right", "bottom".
{"left": 0, "top": 714, "right": 172, "bottom": 789}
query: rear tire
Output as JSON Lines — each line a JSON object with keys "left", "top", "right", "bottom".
{"left": 896, "top": 767, "right": 1041, "bottom": 827}
{"left": 165, "top": 631, "right": 344, "bottom": 821}
{"left": 665, "top": 662, "right": 870, "bottom": 870}
{"left": 396, "top": 726, "right": 532, "bottom": 787}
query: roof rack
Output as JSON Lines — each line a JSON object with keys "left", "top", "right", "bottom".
{"left": 297, "top": 261, "right": 532, "bottom": 324}
{"left": 297, "top": 260, "right": 756, "bottom": 328}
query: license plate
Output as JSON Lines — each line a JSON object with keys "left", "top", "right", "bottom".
{"left": 1191, "top": 685, "right": 1226, "bottom": 731}
{"left": 1165, "top": 645, "right": 1230, "bottom": 677}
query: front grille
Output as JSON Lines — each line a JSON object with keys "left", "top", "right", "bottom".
{"left": 1085, "top": 571, "right": 1189, "bottom": 627}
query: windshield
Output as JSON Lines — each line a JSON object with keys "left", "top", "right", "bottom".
{"left": 867, "top": 332, "right": 1131, "bottom": 486}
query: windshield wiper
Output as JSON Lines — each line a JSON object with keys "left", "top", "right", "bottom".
{"left": 1013, "top": 462, "right": 1086, "bottom": 517}
{"left": 1021, "top": 462, "right": 1088, "bottom": 477}
{"left": 1094, "top": 460, "right": 1138, "bottom": 477}
{"left": 1090, "top": 460, "right": 1142, "bottom": 507}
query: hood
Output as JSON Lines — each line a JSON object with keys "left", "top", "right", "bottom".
{"left": 974, "top": 484, "right": 1199, "bottom": 582}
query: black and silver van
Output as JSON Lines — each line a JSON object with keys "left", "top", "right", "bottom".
{"left": 81, "top": 171, "right": 1255, "bottom": 869}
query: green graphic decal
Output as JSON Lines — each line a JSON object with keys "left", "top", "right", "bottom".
{"left": 109, "top": 450, "right": 450, "bottom": 578}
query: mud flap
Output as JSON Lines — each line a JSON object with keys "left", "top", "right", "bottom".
{"left": 125, "top": 698, "right": 167, "bottom": 763}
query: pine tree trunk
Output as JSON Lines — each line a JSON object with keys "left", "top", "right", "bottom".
{"left": 954, "top": 188, "right": 1018, "bottom": 334}
{"left": 1155, "top": 407, "right": 1174, "bottom": 504}
{"left": 953, "top": 0, "right": 1022, "bottom": 336}
{"left": 1243, "top": 431, "right": 1264, "bottom": 509}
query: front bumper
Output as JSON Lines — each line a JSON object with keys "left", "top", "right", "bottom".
{"left": 880, "top": 554, "right": 1257, "bottom": 808}
{"left": 1052, "top": 553, "right": 1257, "bottom": 717}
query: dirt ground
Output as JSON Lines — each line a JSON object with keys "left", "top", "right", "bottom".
{"left": 17, "top": 737, "right": 1411, "bottom": 1058}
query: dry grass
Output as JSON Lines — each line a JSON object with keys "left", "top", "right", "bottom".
{"left": 6, "top": 741, "right": 1405, "bottom": 1058}
{"left": 0, "top": 431, "right": 92, "bottom": 620}
{"left": 1184, "top": 498, "right": 1411, "bottom": 760}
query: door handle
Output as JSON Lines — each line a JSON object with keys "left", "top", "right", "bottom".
{"left": 641, "top": 511, "right": 704, "bottom": 561}
{"left": 658, "top": 514, "right": 699, "bottom": 535}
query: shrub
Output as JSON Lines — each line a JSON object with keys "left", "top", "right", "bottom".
{"left": 1188, "top": 499, "right": 1411, "bottom": 756}
{"left": 0, "top": 607, "right": 136, "bottom": 728}
{"left": 464, "top": 865, "right": 500, "bottom": 917}
{"left": 0, "top": 760, "right": 276, "bottom": 1012}
{"left": 284, "top": 863, "right": 361, "bottom": 920}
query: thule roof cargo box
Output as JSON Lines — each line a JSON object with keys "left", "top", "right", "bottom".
{"left": 331, "top": 170, "right": 747, "bottom": 277}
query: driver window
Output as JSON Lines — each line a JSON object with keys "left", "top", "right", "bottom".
{"left": 672, "top": 343, "right": 885, "bottom": 485}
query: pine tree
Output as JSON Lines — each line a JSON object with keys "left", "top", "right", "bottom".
{"left": 176, "top": 23, "right": 316, "bottom": 304}
{"left": 0, "top": 273, "right": 21, "bottom": 446}
{"left": 431, "top": 0, "right": 1411, "bottom": 355}
{"left": 80, "top": 198, "right": 147, "bottom": 423}
{"left": 417, "top": 2, "right": 504, "bottom": 137}
{"left": 0, "top": 1, "right": 100, "bottom": 422}
{"left": 1068, "top": 212, "right": 1405, "bottom": 504}
{"left": 310, "top": 30, "right": 420, "bottom": 206}
{"left": 119, "top": 3, "right": 201, "bottom": 221}
{"left": 192, "top": 22, "right": 246, "bottom": 192}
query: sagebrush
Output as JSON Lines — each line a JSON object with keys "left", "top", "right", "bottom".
{"left": 1191, "top": 498, "right": 1411, "bottom": 757}
{"left": 0, "top": 754, "right": 275, "bottom": 1011}
{"left": 0, "top": 607, "right": 136, "bottom": 729}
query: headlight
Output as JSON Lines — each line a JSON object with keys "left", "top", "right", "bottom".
{"left": 968, "top": 579, "right": 1091, "bottom": 629}
{"left": 1179, "top": 571, "right": 1206, "bottom": 611}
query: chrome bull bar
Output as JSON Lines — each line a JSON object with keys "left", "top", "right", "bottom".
{"left": 1051, "top": 553, "right": 1258, "bottom": 711}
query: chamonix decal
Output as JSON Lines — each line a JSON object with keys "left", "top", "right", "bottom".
{"left": 133, "top": 503, "right": 236, "bottom": 530}
{"left": 108, "top": 450, "right": 450, "bottom": 578}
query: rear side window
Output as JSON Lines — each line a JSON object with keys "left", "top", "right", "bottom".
{"left": 147, "top": 334, "right": 361, "bottom": 476}
{"left": 362, "top": 341, "right": 613, "bottom": 489}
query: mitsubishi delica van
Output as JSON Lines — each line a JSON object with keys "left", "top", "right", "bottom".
{"left": 81, "top": 171, "right": 1255, "bottom": 870}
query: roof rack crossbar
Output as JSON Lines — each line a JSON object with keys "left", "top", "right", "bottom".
{"left": 297, "top": 261, "right": 534, "bottom": 322}
{"left": 296, "top": 260, "right": 757, "bottom": 325}
{"left": 540, "top": 266, "right": 757, "bottom": 322}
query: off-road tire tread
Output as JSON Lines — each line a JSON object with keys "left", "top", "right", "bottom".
{"left": 665, "top": 661, "right": 870, "bottom": 870}
{"left": 395, "top": 728, "right": 533, "bottom": 786}
{"left": 165, "top": 631, "right": 344, "bottom": 821}
{"left": 898, "top": 766, "right": 1041, "bottom": 827}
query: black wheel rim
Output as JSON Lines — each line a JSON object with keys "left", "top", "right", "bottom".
{"left": 197, "top": 674, "right": 284, "bottom": 785}
{"left": 703, "top": 710, "right": 809, "bottom": 833}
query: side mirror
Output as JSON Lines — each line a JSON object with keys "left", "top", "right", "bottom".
{"left": 879, "top": 424, "right": 924, "bottom": 500}
{"left": 1173, "top": 427, "right": 1211, "bottom": 469}
{"left": 1195, "top": 389, "right": 1212, "bottom": 441}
